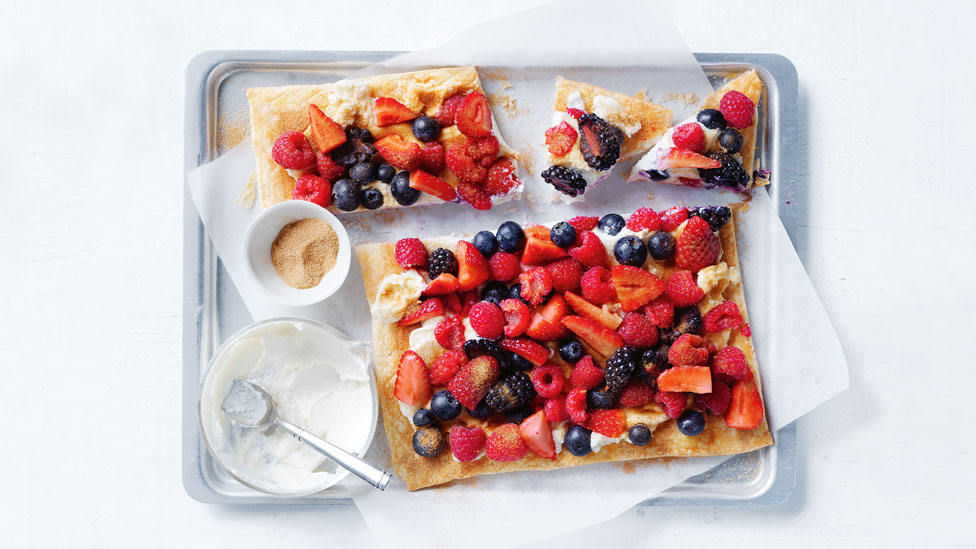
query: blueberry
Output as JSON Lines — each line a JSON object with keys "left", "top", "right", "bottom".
{"left": 390, "top": 171, "right": 420, "bottom": 206}
{"left": 412, "top": 408, "right": 437, "bottom": 427}
{"left": 496, "top": 221, "right": 525, "bottom": 253}
{"left": 473, "top": 230, "right": 499, "bottom": 258}
{"left": 644, "top": 169, "right": 670, "bottom": 181}
{"left": 674, "top": 307, "right": 703, "bottom": 335}
{"left": 642, "top": 345, "right": 671, "bottom": 369}
{"left": 588, "top": 387, "right": 615, "bottom": 409}
{"left": 376, "top": 163, "right": 396, "bottom": 183}
{"left": 349, "top": 161, "right": 377, "bottom": 183}
{"left": 331, "top": 179, "right": 363, "bottom": 211}
{"left": 362, "top": 188, "right": 384, "bottom": 210}
{"left": 411, "top": 116, "right": 441, "bottom": 142}
{"left": 467, "top": 399, "right": 492, "bottom": 420}
{"left": 598, "top": 213, "right": 625, "bottom": 236}
{"left": 719, "top": 128, "right": 743, "bottom": 154}
{"left": 696, "top": 108, "right": 727, "bottom": 130}
{"left": 628, "top": 424, "right": 652, "bottom": 446}
{"left": 614, "top": 236, "right": 647, "bottom": 267}
{"left": 480, "top": 281, "right": 509, "bottom": 305}
{"left": 505, "top": 351, "right": 533, "bottom": 372}
{"left": 677, "top": 410, "right": 706, "bottom": 436}
{"left": 549, "top": 222, "right": 577, "bottom": 248}
{"left": 508, "top": 283, "right": 531, "bottom": 306}
{"left": 430, "top": 390, "right": 462, "bottom": 421}
{"left": 564, "top": 425, "right": 592, "bottom": 457}
{"left": 558, "top": 339, "right": 584, "bottom": 363}
{"left": 507, "top": 406, "right": 533, "bottom": 425}
{"left": 412, "top": 426, "right": 445, "bottom": 457}
{"left": 646, "top": 230, "right": 676, "bottom": 260}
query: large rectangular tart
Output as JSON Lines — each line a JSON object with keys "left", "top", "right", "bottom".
{"left": 356, "top": 205, "right": 772, "bottom": 490}
{"left": 246, "top": 66, "right": 523, "bottom": 212}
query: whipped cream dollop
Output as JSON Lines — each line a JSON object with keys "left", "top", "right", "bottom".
{"left": 371, "top": 270, "right": 425, "bottom": 323}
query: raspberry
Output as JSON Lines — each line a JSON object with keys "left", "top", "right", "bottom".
{"left": 499, "top": 298, "right": 530, "bottom": 337}
{"left": 643, "top": 296, "right": 675, "bottom": 328}
{"left": 488, "top": 251, "right": 520, "bottom": 282}
{"left": 485, "top": 423, "right": 527, "bottom": 462}
{"left": 719, "top": 90, "right": 755, "bottom": 129}
{"left": 457, "top": 181, "right": 493, "bottom": 211}
{"left": 617, "top": 313, "right": 659, "bottom": 348}
{"left": 445, "top": 141, "right": 487, "bottom": 183}
{"left": 469, "top": 301, "right": 505, "bottom": 340}
{"left": 271, "top": 130, "right": 316, "bottom": 170}
{"left": 664, "top": 270, "right": 705, "bottom": 307}
{"left": 676, "top": 216, "right": 721, "bottom": 272}
{"left": 292, "top": 174, "right": 331, "bottom": 207}
{"left": 567, "top": 216, "right": 599, "bottom": 232}
{"left": 654, "top": 391, "right": 687, "bottom": 419}
{"left": 712, "top": 345, "right": 752, "bottom": 382}
{"left": 660, "top": 206, "right": 689, "bottom": 231}
{"left": 466, "top": 135, "right": 500, "bottom": 162}
{"left": 315, "top": 151, "right": 345, "bottom": 182}
{"left": 393, "top": 238, "right": 428, "bottom": 270}
{"left": 545, "top": 121, "right": 578, "bottom": 156}
{"left": 420, "top": 141, "right": 446, "bottom": 173}
{"left": 566, "top": 388, "right": 588, "bottom": 424}
{"left": 568, "top": 355, "right": 604, "bottom": 390}
{"left": 567, "top": 231, "right": 607, "bottom": 269}
{"left": 566, "top": 107, "right": 585, "bottom": 119}
{"left": 626, "top": 207, "right": 662, "bottom": 232}
{"left": 580, "top": 266, "right": 616, "bottom": 305}
{"left": 703, "top": 301, "right": 744, "bottom": 333}
{"left": 519, "top": 267, "right": 553, "bottom": 305}
{"left": 695, "top": 379, "right": 731, "bottom": 415}
{"left": 668, "top": 334, "right": 710, "bottom": 367}
{"left": 531, "top": 364, "right": 566, "bottom": 398}
{"left": 484, "top": 157, "right": 520, "bottom": 196}
{"left": 671, "top": 123, "right": 705, "bottom": 152}
{"left": 618, "top": 380, "right": 655, "bottom": 407}
{"left": 428, "top": 350, "right": 467, "bottom": 385}
{"left": 449, "top": 426, "right": 486, "bottom": 462}
{"left": 545, "top": 258, "right": 583, "bottom": 293}
{"left": 544, "top": 396, "right": 570, "bottom": 422}
{"left": 434, "top": 315, "right": 465, "bottom": 351}
{"left": 435, "top": 93, "right": 466, "bottom": 127}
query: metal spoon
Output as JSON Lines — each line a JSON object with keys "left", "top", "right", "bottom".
{"left": 222, "top": 379, "right": 392, "bottom": 491}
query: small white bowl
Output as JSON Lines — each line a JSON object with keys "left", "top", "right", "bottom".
{"left": 242, "top": 200, "right": 351, "bottom": 307}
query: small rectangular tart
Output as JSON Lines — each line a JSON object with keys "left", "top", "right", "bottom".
{"left": 246, "top": 66, "right": 522, "bottom": 211}
{"left": 541, "top": 77, "right": 672, "bottom": 199}
{"left": 628, "top": 70, "right": 765, "bottom": 191}
{"left": 356, "top": 206, "right": 772, "bottom": 491}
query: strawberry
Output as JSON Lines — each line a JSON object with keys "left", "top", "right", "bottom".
{"left": 563, "top": 291, "right": 622, "bottom": 330}
{"left": 667, "top": 333, "right": 710, "bottom": 367}
{"left": 422, "top": 273, "right": 460, "bottom": 296}
{"left": 565, "top": 388, "right": 588, "bottom": 424}
{"left": 435, "top": 93, "right": 466, "bottom": 127}
{"left": 397, "top": 298, "right": 444, "bottom": 327}
{"left": 569, "top": 356, "right": 604, "bottom": 390}
{"left": 500, "top": 337, "right": 551, "bottom": 367}
{"left": 618, "top": 380, "right": 655, "bottom": 407}
{"left": 725, "top": 379, "right": 764, "bottom": 429}
{"left": 456, "top": 181, "right": 493, "bottom": 210}
{"left": 566, "top": 107, "right": 584, "bottom": 119}
{"left": 642, "top": 296, "right": 675, "bottom": 328}
{"left": 459, "top": 289, "right": 479, "bottom": 316}
{"left": 660, "top": 206, "right": 689, "bottom": 231}
{"left": 455, "top": 92, "right": 493, "bottom": 137}
{"left": 626, "top": 208, "right": 662, "bottom": 232}
{"left": 308, "top": 104, "right": 347, "bottom": 153}
{"left": 521, "top": 226, "right": 569, "bottom": 265}
{"left": 657, "top": 366, "right": 712, "bottom": 393}
{"left": 617, "top": 312, "right": 659, "bottom": 348}
{"left": 658, "top": 148, "right": 722, "bottom": 170}
{"left": 567, "top": 231, "right": 607, "bottom": 269}
{"left": 469, "top": 301, "right": 504, "bottom": 339}
{"left": 611, "top": 265, "right": 665, "bottom": 312}
{"left": 448, "top": 356, "right": 501, "bottom": 409}
{"left": 394, "top": 350, "right": 431, "bottom": 407}
{"left": 419, "top": 141, "right": 446, "bottom": 173}
{"left": 499, "top": 298, "right": 530, "bottom": 337}
{"left": 486, "top": 423, "right": 527, "bottom": 462}
{"left": 315, "top": 151, "right": 345, "bottom": 182}
{"left": 455, "top": 240, "right": 490, "bottom": 291}
{"left": 526, "top": 294, "right": 570, "bottom": 341}
{"left": 518, "top": 410, "right": 556, "bottom": 460}
{"left": 711, "top": 345, "right": 752, "bottom": 383}
{"left": 373, "top": 97, "right": 419, "bottom": 126}
{"left": 484, "top": 157, "right": 521, "bottom": 196}
{"left": 719, "top": 90, "right": 755, "bottom": 129}
{"left": 429, "top": 350, "right": 467, "bottom": 386}
{"left": 671, "top": 123, "right": 705, "bottom": 152}
{"left": 434, "top": 315, "right": 465, "bottom": 351}
{"left": 449, "top": 426, "right": 486, "bottom": 462}
{"left": 545, "top": 121, "right": 578, "bottom": 156}
{"left": 530, "top": 364, "right": 566, "bottom": 398}
{"left": 675, "top": 216, "right": 721, "bottom": 272}
{"left": 567, "top": 216, "right": 599, "bottom": 232}
{"left": 561, "top": 316, "right": 624, "bottom": 358}
{"left": 519, "top": 267, "right": 553, "bottom": 305}
{"left": 664, "top": 270, "right": 705, "bottom": 307}
{"left": 703, "top": 300, "right": 744, "bottom": 332}
{"left": 585, "top": 409, "right": 626, "bottom": 438}
{"left": 408, "top": 170, "right": 457, "bottom": 202}
{"left": 444, "top": 293, "right": 462, "bottom": 315}
{"left": 695, "top": 379, "right": 732, "bottom": 415}
{"left": 546, "top": 258, "right": 583, "bottom": 293}
{"left": 489, "top": 251, "right": 520, "bottom": 282}
{"left": 579, "top": 266, "right": 617, "bottom": 306}
{"left": 445, "top": 141, "right": 487, "bottom": 183}
{"left": 394, "top": 238, "right": 428, "bottom": 270}
{"left": 375, "top": 135, "right": 421, "bottom": 170}
{"left": 654, "top": 390, "right": 687, "bottom": 419}
{"left": 292, "top": 174, "right": 331, "bottom": 207}
{"left": 543, "top": 396, "right": 570, "bottom": 422}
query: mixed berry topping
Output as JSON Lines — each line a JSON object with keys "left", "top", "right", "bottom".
{"left": 541, "top": 165, "right": 587, "bottom": 198}
{"left": 577, "top": 113, "right": 623, "bottom": 171}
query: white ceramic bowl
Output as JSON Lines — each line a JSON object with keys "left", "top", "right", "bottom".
{"left": 242, "top": 200, "right": 351, "bottom": 307}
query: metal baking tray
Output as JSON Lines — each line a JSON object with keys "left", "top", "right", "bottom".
{"left": 183, "top": 51, "right": 799, "bottom": 505}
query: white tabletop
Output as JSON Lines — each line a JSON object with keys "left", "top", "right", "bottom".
{"left": 1, "top": 0, "right": 972, "bottom": 546}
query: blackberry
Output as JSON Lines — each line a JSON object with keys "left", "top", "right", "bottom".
{"left": 485, "top": 372, "right": 535, "bottom": 412}
{"left": 463, "top": 338, "right": 503, "bottom": 363}
{"left": 541, "top": 165, "right": 587, "bottom": 197}
{"left": 699, "top": 152, "right": 749, "bottom": 189}
{"left": 332, "top": 127, "right": 377, "bottom": 167}
{"left": 427, "top": 248, "right": 458, "bottom": 280}
{"left": 604, "top": 346, "right": 639, "bottom": 393}
{"left": 644, "top": 169, "right": 669, "bottom": 181}
{"left": 577, "top": 113, "right": 622, "bottom": 171}
{"left": 642, "top": 345, "right": 671, "bottom": 370}
{"left": 688, "top": 206, "right": 732, "bottom": 232}
{"left": 674, "top": 306, "right": 703, "bottom": 335}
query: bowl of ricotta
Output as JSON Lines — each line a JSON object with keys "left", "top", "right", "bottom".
{"left": 198, "top": 318, "right": 378, "bottom": 497}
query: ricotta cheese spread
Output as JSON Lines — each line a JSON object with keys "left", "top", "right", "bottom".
{"left": 370, "top": 270, "right": 425, "bottom": 323}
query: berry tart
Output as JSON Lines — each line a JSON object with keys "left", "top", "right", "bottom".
{"left": 628, "top": 70, "right": 767, "bottom": 191}
{"left": 246, "top": 67, "right": 523, "bottom": 212}
{"left": 541, "top": 77, "right": 672, "bottom": 199}
{"left": 356, "top": 207, "right": 772, "bottom": 490}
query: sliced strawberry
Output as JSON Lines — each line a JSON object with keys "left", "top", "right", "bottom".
{"left": 585, "top": 409, "right": 626, "bottom": 438}
{"left": 422, "top": 273, "right": 460, "bottom": 296}
{"left": 455, "top": 92, "right": 493, "bottom": 137}
{"left": 521, "top": 226, "right": 569, "bottom": 265}
{"left": 537, "top": 294, "right": 570, "bottom": 325}
{"left": 519, "top": 410, "right": 556, "bottom": 460}
{"left": 459, "top": 289, "right": 479, "bottom": 316}
{"left": 545, "top": 121, "right": 578, "bottom": 156}
{"left": 560, "top": 315, "right": 624, "bottom": 358}
{"left": 526, "top": 313, "right": 567, "bottom": 341}
{"left": 656, "top": 366, "right": 713, "bottom": 394}
{"left": 725, "top": 379, "right": 764, "bottom": 430}
{"left": 435, "top": 93, "right": 466, "bottom": 127}
{"left": 499, "top": 298, "right": 531, "bottom": 337}
{"left": 397, "top": 298, "right": 445, "bottom": 327}
{"left": 658, "top": 148, "right": 722, "bottom": 170}
{"left": 456, "top": 240, "right": 490, "bottom": 291}
{"left": 456, "top": 181, "right": 493, "bottom": 210}
{"left": 308, "top": 104, "right": 346, "bottom": 153}
{"left": 434, "top": 315, "right": 465, "bottom": 351}
{"left": 409, "top": 170, "right": 458, "bottom": 202}
{"left": 444, "top": 293, "right": 462, "bottom": 315}
{"left": 611, "top": 265, "right": 665, "bottom": 312}
{"left": 448, "top": 356, "right": 500, "bottom": 409}
{"left": 375, "top": 135, "right": 422, "bottom": 170}
{"left": 500, "top": 337, "right": 551, "bottom": 367}
{"left": 394, "top": 350, "right": 431, "bottom": 407}
{"left": 563, "top": 291, "right": 622, "bottom": 330}
{"left": 374, "top": 97, "right": 419, "bottom": 127}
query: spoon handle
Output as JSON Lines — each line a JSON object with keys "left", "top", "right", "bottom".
{"left": 277, "top": 419, "right": 392, "bottom": 491}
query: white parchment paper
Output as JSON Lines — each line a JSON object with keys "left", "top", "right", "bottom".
{"left": 185, "top": 1, "right": 849, "bottom": 546}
